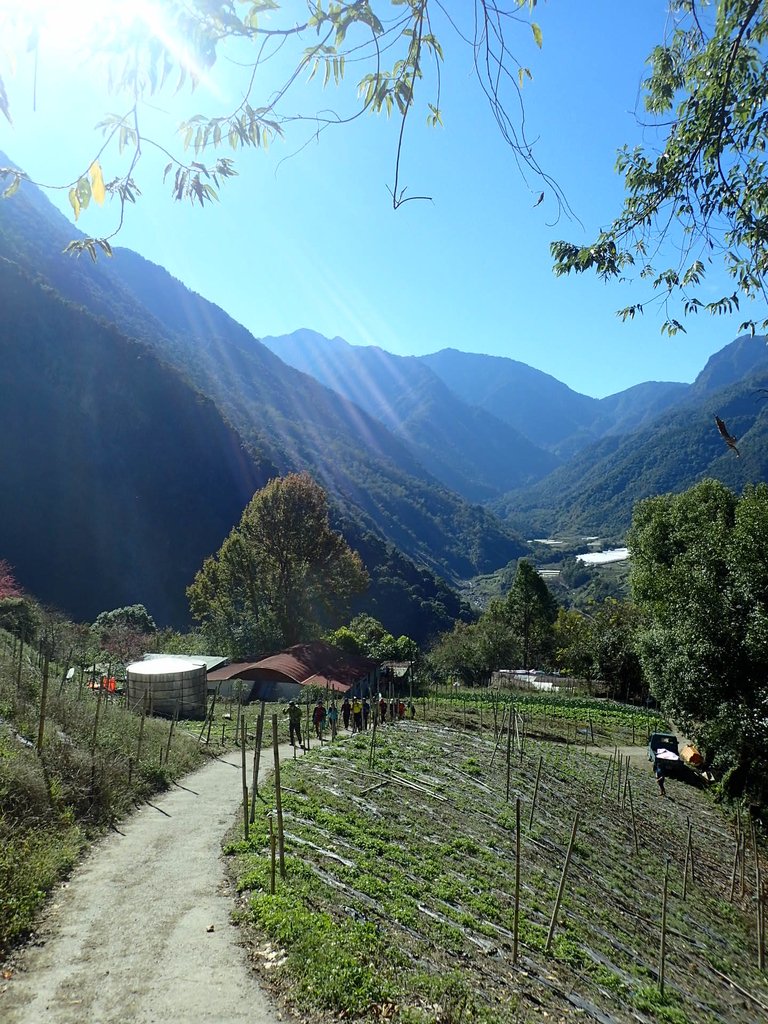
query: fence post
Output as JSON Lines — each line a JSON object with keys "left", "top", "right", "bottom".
{"left": 272, "top": 714, "right": 286, "bottom": 878}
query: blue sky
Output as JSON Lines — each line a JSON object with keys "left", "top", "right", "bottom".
{"left": 0, "top": 1, "right": 758, "bottom": 397}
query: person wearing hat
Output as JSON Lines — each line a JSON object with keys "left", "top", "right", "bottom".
{"left": 284, "top": 700, "right": 303, "bottom": 746}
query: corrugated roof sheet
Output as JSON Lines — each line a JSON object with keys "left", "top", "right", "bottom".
{"left": 206, "top": 641, "right": 378, "bottom": 692}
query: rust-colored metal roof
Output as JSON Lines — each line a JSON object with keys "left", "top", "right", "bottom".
{"left": 206, "top": 662, "right": 264, "bottom": 682}
{"left": 205, "top": 642, "right": 378, "bottom": 693}
{"left": 251, "top": 641, "right": 378, "bottom": 692}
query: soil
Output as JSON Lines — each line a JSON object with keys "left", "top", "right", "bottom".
{"left": 1, "top": 744, "right": 302, "bottom": 1024}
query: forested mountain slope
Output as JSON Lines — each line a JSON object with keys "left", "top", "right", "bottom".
{"left": 0, "top": 162, "right": 527, "bottom": 584}
{"left": 422, "top": 348, "right": 690, "bottom": 456}
{"left": 496, "top": 342, "right": 768, "bottom": 536}
{"left": 261, "top": 329, "right": 560, "bottom": 501}
{"left": 0, "top": 257, "right": 268, "bottom": 625}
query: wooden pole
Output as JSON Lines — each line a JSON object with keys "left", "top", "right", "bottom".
{"left": 269, "top": 814, "right": 276, "bottom": 894}
{"left": 164, "top": 701, "right": 179, "bottom": 764}
{"left": 250, "top": 708, "right": 265, "bottom": 824}
{"left": 659, "top": 857, "right": 670, "bottom": 998}
{"left": 490, "top": 706, "right": 508, "bottom": 768}
{"left": 545, "top": 814, "right": 580, "bottom": 952}
{"left": 36, "top": 649, "right": 50, "bottom": 755}
{"left": 529, "top": 755, "right": 543, "bottom": 829}
{"left": 272, "top": 714, "right": 286, "bottom": 878}
{"left": 752, "top": 816, "right": 764, "bottom": 970}
{"left": 627, "top": 780, "right": 639, "bottom": 855}
{"left": 137, "top": 691, "right": 147, "bottom": 763}
{"left": 369, "top": 707, "right": 379, "bottom": 769}
{"left": 235, "top": 680, "right": 242, "bottom": 745}
{"left": 505, "top": 708, "right": 513, "bottom": 802}
{"left": 513, "top": 796, "right": 521, "bottom": 964}
{"left": 90, "top": 685, "right": 104, "bottom": 755}
{"left": 241, "top": 716, "right": 249, "bottom": 841}
{"left": 600, "top": 754, "right": 613, "bottom": 799}
{"left": 206, "top": 688, "right": 219, "bottom": 745}
{"left": 729, "top": 837, "right": 740, "bottom": 902}
{"left": 683, "top": 819, "right": 692, "bottom": 900}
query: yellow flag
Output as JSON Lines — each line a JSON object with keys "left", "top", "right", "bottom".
{"left": 89, "top": 161, "right": 106, "bottom": 205}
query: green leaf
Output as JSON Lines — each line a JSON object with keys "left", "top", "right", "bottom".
{"left": 531, "top": 22, "right": 543, "bottom": 48}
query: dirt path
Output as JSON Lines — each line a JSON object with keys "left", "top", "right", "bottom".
{"left": 2, "top": 743, "right": 301, "bottom": 1024}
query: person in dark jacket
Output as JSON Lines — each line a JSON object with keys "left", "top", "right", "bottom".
{"left": 285, "top": 700, "right": 302, "bottom": 747}
{"left": 342, "top": 696, "right": 351, "bottom": 730}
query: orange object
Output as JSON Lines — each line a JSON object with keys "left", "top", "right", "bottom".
{"left": 681, "top": 744, "right": 704, "bottom": 767}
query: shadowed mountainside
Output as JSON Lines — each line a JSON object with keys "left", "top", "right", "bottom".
{"left": 261, "top": 329, "right": 560, "bottom": 501}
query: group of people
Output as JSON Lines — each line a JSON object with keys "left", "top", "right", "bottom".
{"left": 284, "top": 694, "right": 416, "bottom": 745}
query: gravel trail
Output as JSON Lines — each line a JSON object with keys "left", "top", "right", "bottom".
{"left": 2, "top": 744, "right": 299, "bottom": 1024}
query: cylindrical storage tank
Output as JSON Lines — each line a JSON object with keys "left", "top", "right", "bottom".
{"left": 126, "top": 657, "right": 207, "bottom": 719}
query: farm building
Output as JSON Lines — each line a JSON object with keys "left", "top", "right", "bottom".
{"left": 206, "top": 640, "right": 380, "bottom": 703}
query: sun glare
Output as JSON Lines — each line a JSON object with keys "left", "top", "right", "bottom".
{"left": 0, "top": 0, "right": 212, "bottom": 91}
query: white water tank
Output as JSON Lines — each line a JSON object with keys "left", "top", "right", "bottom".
{"left": 126, "top": 657, "right": 207, "bottom": 719}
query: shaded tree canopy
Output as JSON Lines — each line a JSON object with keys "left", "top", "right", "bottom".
{"left": 629, "top": 478, "right": 768, "bottom": 806}
{"left": 552, "top": 0, "right": 768, "bottom": 335}
{"left": 188, "top": 472, "right": 369, "bottom": 657}
{"left": 326, "top": 613, "right": 417, "bottom": 661}
{"left": 94, "top": 604, "right": 157, "bottom": 635}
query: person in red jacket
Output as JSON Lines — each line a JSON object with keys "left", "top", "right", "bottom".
{"left": 312, "top": 700, "right": 326, "bottom": 739}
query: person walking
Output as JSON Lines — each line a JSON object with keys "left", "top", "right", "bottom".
{"left": 379, "top": 696, "right": 387, "bottom": 723}
{"left": 352, "top": 696, "right": 364, "bottom": 733}
{"left": 362, "top": 698, "right": 370, "bottom": 730}
{"left": 285, "top": 700, "right": 303, "bottom": 747}
{"left": 342, "top": 696, "right": 352, "bottom": 730}
{"left": 327, "top": 702, "right": 339, "bottom": 739}
{"left": 313, "top": 699, "right": 327, "bottom": 739}
{"left": 654, "top": 760, "right": 667, "bottom": 798}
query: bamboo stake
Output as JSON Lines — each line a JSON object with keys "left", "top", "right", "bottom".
{"left": 545, "top": 813, "right": 579, "bottom": 953}
{"left": 272, "top": 714, "right": 286, "bottom": 878}
{"left": 137, "top": 691, "right": 147, "bottom": 763}
{"left": 490, "top": 706, "right": 508, "bottom": 768}
{"left": 529, "top": 755, "right": 543, "bottom": 829}
{"left": 729, "top": 837, "right": 740, "bottom": 902}
{"left": 369, "top": 707, "right": 379, "bottom": 769}
{"left": 513, "top": 796, "right": 521, "bottom": 964}
{"left": 616, "top": 753, "right": 623, "bottom": 807}
{"left": 250, "top": 708, "right": 265, "bottom": 824}
{"left": 269, "top": 814, "right": 276, "bottom": 894}
{"left": 36, "top": 649, "right": 50, "bottom": 755}
{"left": 235, "top": 680, "right": 242, "bottom": 745}
{"left": 627, "top": 779, "right": 639, "bottom": 855}
{"left": 757, "top": 861, "right": 764, "bottom": 970}
{"left": 505, "top": 708, "right": 513, "bottom": 803}
{"left": 164, "top": 701, "right": 179, "bottom": 764}
{"left": 683, "top": 819, "right": 692, "bottom": 900}
{"left": 600, "top": 754, "right": 614, "bottom": 799}
{"left": 659, "top": 857, "right": 670, "bottom": 998}
{"left": 241, "top": 716, "right": 249, "bottom": 841}
{"left": 752, "top": 816, "right": 764, "bottom": 970}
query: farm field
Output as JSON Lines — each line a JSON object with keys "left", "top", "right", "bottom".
{"left": 229, "top": 706, "right": 768, "bottom": 1024}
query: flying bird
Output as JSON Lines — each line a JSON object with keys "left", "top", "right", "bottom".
{"left": 714, "top": 414, "right": 740, "bottom": 457}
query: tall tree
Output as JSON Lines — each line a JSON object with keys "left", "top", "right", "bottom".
{"left": 188, "top": 473, "right": 368, "bottom": 657}
{"left": 504, "top": 560, "right": 558, "bottom": 670}
{"left": 629, "top": 478, "right": 768, "bottom": 805}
